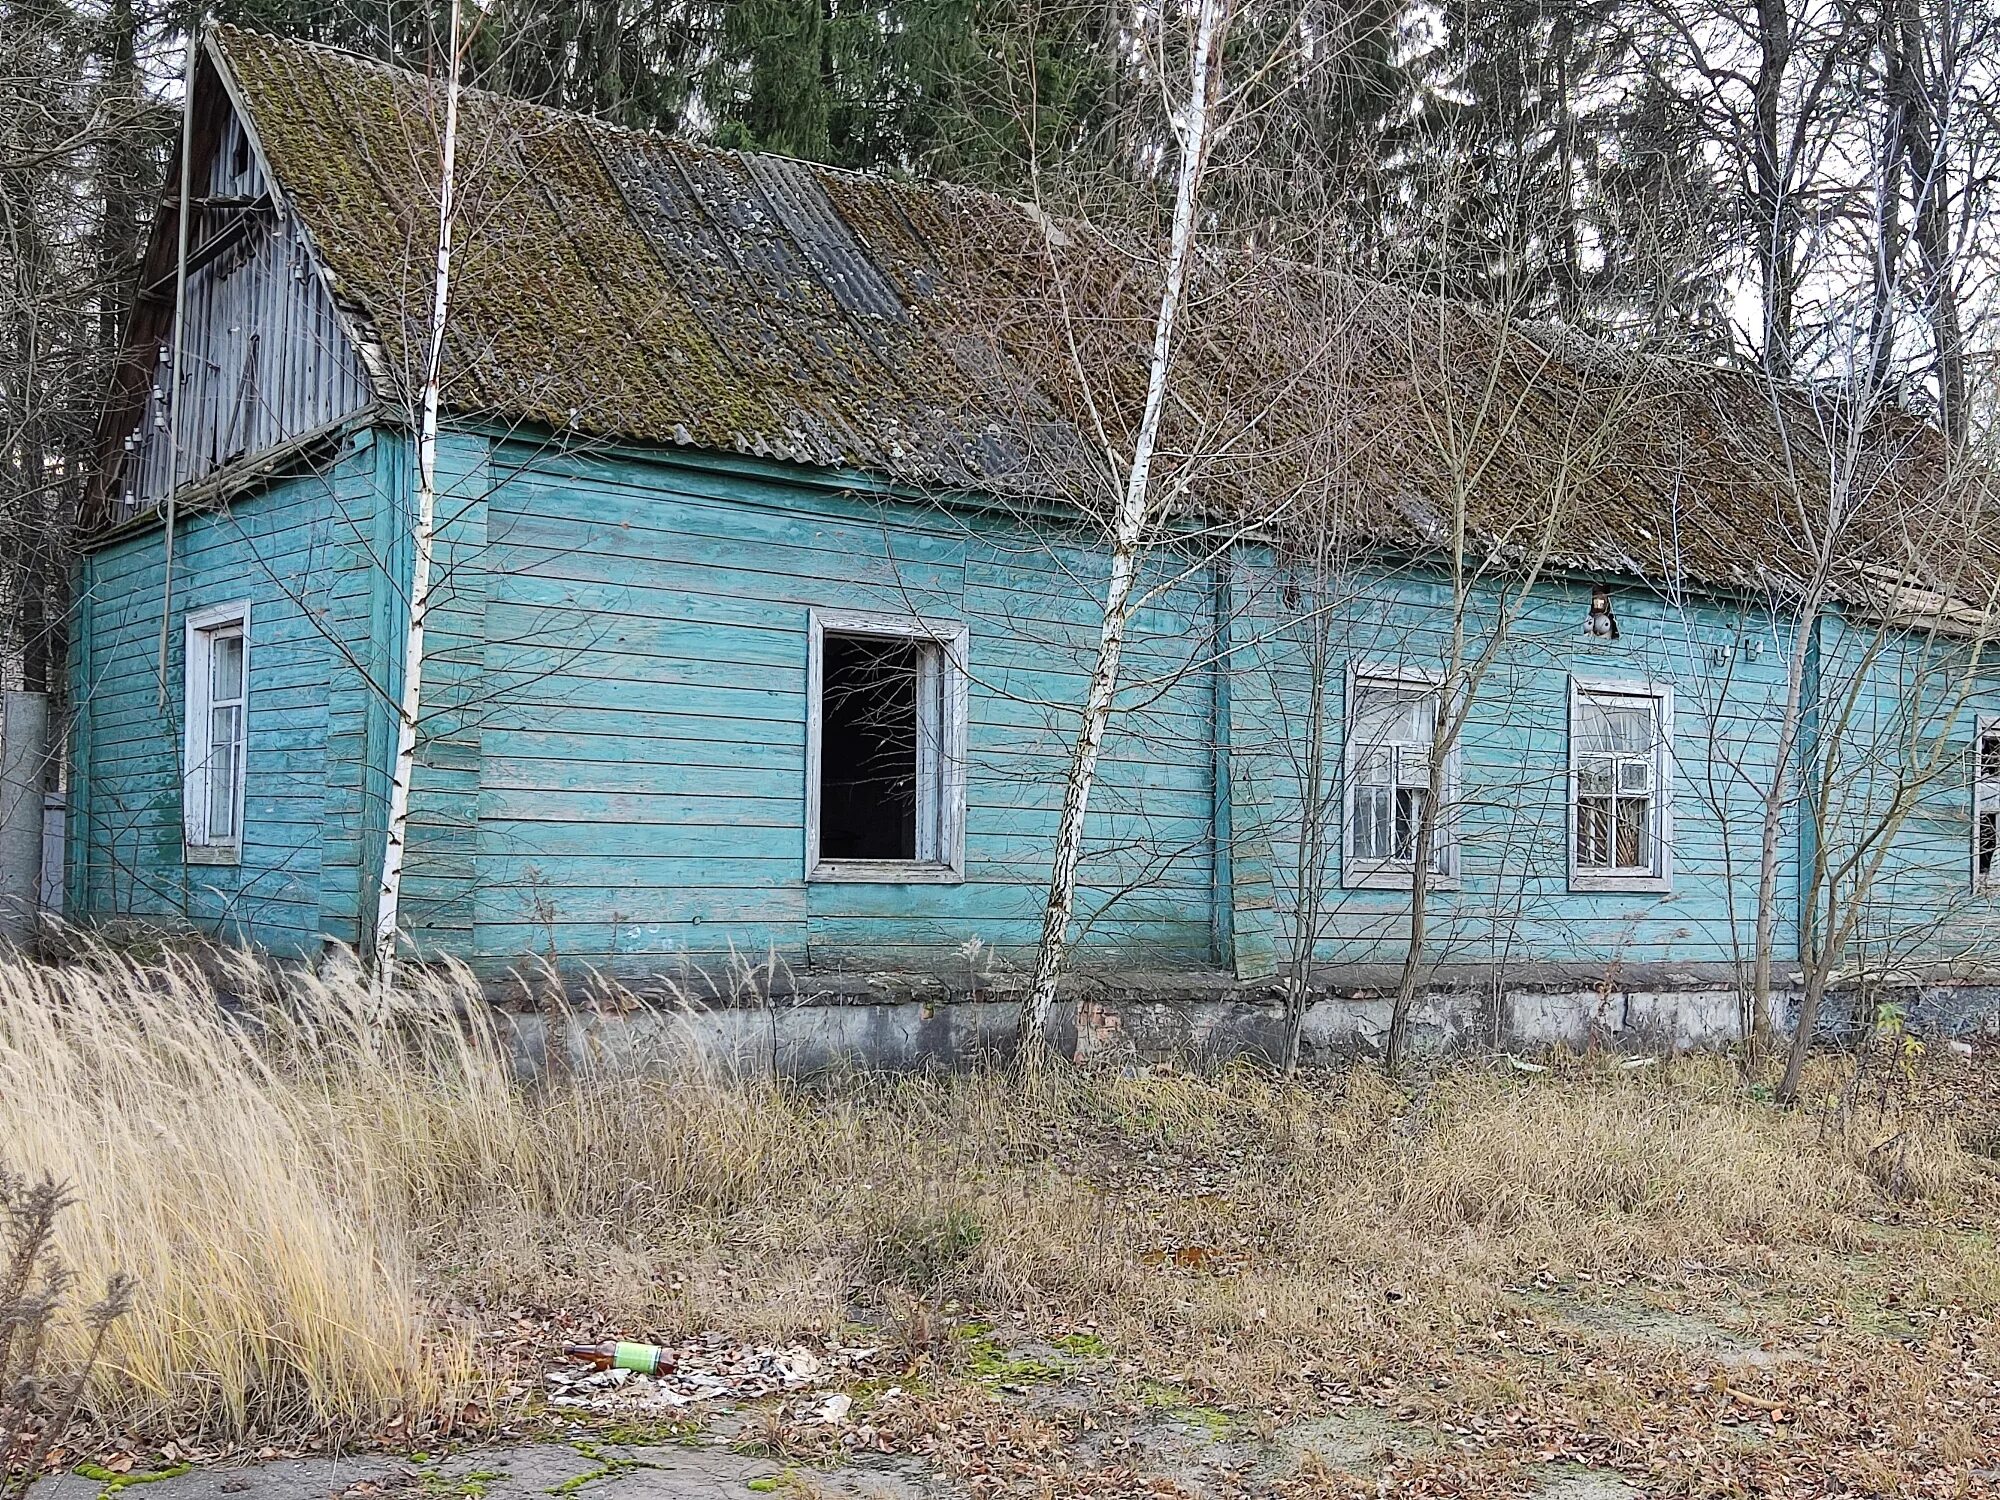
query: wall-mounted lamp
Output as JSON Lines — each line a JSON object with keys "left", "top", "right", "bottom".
{"left": 1586, "top": 585, "right": 1620, "bottom": 640}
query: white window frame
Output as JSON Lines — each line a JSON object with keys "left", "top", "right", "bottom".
{"left": 1973, "top": 714, "right": 1999, "bottom": 894}
{"left": 805, "top": 608, "right": 968, "bottom": 885}
{"left": 1342, "top": 663, "right": 1459, "bottom": 891}
{"left": 183, "top": 601, "right": 251, "bottom": 866}
{"left": 1568, "top": 676, "right": 1673, "bottom": 893}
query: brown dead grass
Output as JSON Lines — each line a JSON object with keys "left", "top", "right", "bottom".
{"left": 1, "top": 947, "right": 1993, "bottom": 1452}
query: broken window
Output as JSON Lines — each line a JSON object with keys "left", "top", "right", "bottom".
{"left": 1975, "top": 717, "right": 1999, "bottom": 890}
{"left": 808, "top": 612, "right": 966, "bottom": 880}
{"left": 1571, "top": 682, "right": 1670, "bottom": 888}
{"left": 1345, "top": 671, "right": 1453, "bottom": 886}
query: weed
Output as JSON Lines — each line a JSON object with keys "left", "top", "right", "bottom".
{"left": 1, "top": 1167, "right": 133, "bottom": 1500}
{"left": 951, "top": 1325, "right": 1060, "bottom": 1381}
{"left": 1, "top": 946, "right": 1992, "bottom": 1470}
{"left": 594, "top": 1420, "right": 700, "bottom": 1447}
{"left": 71, "top": 1464, "right": 192, "bottom": 1500}
{"left": 1052, "top": 1332, "right": 1107, "bottom": 1358}
{"left": 545, "top": 1440, "right": 657, "bottom": 1496}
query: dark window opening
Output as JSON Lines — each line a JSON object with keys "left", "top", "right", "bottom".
{"left": 820, "top": 634, "right": 924, "bottom": 861}
{"left": 1981, "top": 729, "right": 2000, "bottom": 782}
{"left": 1980, "top": 812, "right": 1998, "bottom": 884}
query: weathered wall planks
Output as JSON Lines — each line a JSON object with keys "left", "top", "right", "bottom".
{"left": 70, "top": 434, "right": 385, "bottom": 953}
{"left": 68, "top": 425, "right": 2000, "bottom": 987}
{"left": 103, "top": 99, "right": 372, "bottom": 522}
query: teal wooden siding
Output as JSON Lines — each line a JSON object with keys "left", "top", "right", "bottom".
{"left": 1228, "top": 564, "right": 1800, "bottom": 974}
{"left": 70, "top": 418, "right": 2000, "bottom": 987}
{"left": 1803, "top": 614, "right": 2000, "bottom": 967}
{"left": 455, "top": 443, "right": 1217, "bottom": 973}
{"left": 69, "top": 434, "right": 385, "bottom": 955}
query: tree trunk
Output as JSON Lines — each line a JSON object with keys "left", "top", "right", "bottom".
{"left": 1281, "top": 586, "right": 1331, "bottom": 1074}
{"left": 1870, "top": 0, "right": 1909, "bottom": 389}
{"left": 1897, "top": 0, "right": 1968, "bottom": 447}
{"left": 373, "top": 2, "right": 464, "bottom": 994}
{"left": 1384, "top": 752, "right": 1442, "bottom": 1077}
{"left": 1751, "top": 0, "right": 1796, "bottom": 374}
{"left": 1778, "top": 957, "right": 1827, "bottom": 1104}
{"left": 1750, "top": 612, "right": 1813, "bottom": 1064}
{"left": 1016, "top": 0, "right": 1231, "bottom": 1063}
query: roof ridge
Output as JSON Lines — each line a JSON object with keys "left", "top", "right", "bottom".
{"left": 207, "top": 23, "right": 915, "bottom": 192}
{"left": 205, "top": 23, "right": 1757, "bottom": 391}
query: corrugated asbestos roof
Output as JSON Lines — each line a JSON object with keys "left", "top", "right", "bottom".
{"left": 213, "top": 26, "right": 1980, "bottom": 592}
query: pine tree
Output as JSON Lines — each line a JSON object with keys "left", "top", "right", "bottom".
{"left": 713, "top": 0, "right": 834, "bottom": 159}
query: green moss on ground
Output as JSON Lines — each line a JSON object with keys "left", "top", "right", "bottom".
{"left": 74, "top": 1464, "right": 193, "bottom": 1500}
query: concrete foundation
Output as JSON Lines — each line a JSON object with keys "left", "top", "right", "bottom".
{"left": 490, "top": 971, "right": 2000, "bottom": 1079}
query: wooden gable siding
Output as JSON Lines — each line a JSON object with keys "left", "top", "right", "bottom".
{"left": 103, "top": 89, "right": 372, "bottom": 522}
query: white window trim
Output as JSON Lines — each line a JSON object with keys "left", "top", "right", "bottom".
{"left": 805, "top": 608, "right": 968, "bottom": 885}
{"left": 183, "top": 600, "right": 251, "bottom": 867}
{"left": 1973, "top": 713, "right": 1999, "bottom": 895}
{"left": 1342, "top": 661, "right": 1460, "bottom": 891}
{"left": 1568, "top": 675, "right": 1673, "bottom": 894}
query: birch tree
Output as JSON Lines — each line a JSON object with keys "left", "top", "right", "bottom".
{"left": 1014, "top": 0, "right": 1235, "bottom": 1059}
{"left": 372, "top": 0, "right": 465, "bottom": 992}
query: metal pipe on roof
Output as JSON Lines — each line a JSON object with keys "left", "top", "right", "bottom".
{"left": 156, "top": 34, "right": 198, "bottom": 710}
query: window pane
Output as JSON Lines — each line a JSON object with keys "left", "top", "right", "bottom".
{"left": 1981, "top": 730, "right": 2000, "bottom": 783}
{"left": 1615, "top": 797, "right": 1649, "bottom": 868}
{"left": 1578, "top": 755, "right": 1613, "bottom": 795}
{"left": 1577, "top": 697, "right": 1653, "bottom": 754}
{"left": 1394, "top": 786, "right": 1428, "bottom": 862}
{"left": 210, "top": 632, "right": 244, "bottom": 701}
{"left": 1356, "top": 745, "right": 1394, "bottom": 789}
{"left": 1355, "top": 786, "right": 1393, "bottom": 860}
{"left": 205, "top": 706, "right": 240, "bottom": 841}
{"left": 1617, "top": 756, "right": 1652, "bottom": 794}
{"left": 1980, "top": 812, "right": 1997, "bottom": 880}
{"left": 1577, "top": 798, "right": 1611, "bottom": 866}
{"left": 1353, "top": 681, "right": 1435, "bottom": 749}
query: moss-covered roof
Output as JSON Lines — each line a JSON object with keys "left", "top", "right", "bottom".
{"left": 212, "top": 26, "right": 1980, "bottom": 593}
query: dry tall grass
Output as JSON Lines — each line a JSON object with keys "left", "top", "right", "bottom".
{"left": 0, "top": 949, "right": 1984, "bottom": 1447}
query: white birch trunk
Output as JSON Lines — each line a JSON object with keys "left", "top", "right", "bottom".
{"left": 372, "top": 3, "right": 463, "bottom": 995}
{"left": 1016, "top": 0, "right": 1229, "bottom": 1058}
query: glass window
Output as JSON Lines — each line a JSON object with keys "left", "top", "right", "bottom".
{"left": 184, "top": 608, "right": 249, "bottom": 852}
{"left": 1346, "top": 674, "right": 1450, "bottom": 881}
{"left": 1572, "top": 684, "right": 1668, "bottom": 886}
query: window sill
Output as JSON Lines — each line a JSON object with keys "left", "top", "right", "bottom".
{"left": 1569, "top": 872, "right": 1671, "bottom": 894}
{"left": 185, "top": 844, "right": 242, "bottom": 867}
{"left": 1343, "top": 865, "right": 1460, "bottom": 892}
{"left": 809, "top": 859, "right": 964, "bottom": 886}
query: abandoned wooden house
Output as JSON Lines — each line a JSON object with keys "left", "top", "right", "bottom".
{"left": 69, "top": 27, "right": 2000, "bottom": 1057}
